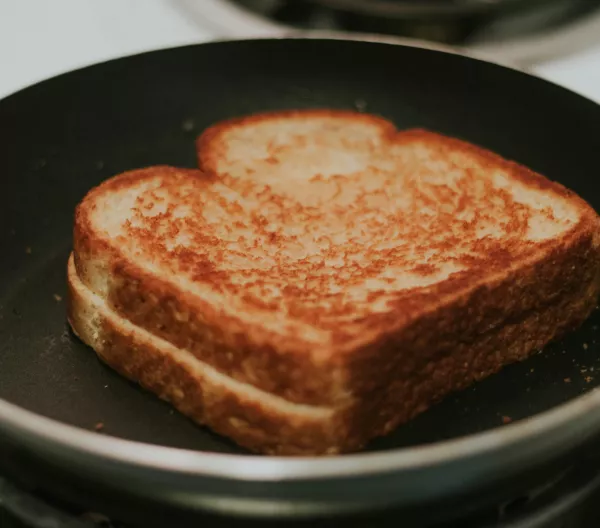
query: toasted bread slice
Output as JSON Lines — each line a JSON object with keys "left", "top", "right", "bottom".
{"left": 69, "top": 110, "right": 600, "bottom": 455}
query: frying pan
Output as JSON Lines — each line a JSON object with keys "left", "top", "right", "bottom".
{"left": 1, "top": 35, "right": 600, "bottom": 527}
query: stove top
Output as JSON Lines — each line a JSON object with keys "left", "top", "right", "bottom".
{"left": 3, "top": 461, "right": 600, "bottom": 528}
{"left": 175, "top": 0, "right": 600, "bottom": 66}
{"left": 2, "top": 1, "right": 600, "bottom": 104}
{"left": 230, "top": 0, "right": 594, "bottom": 44}
{"left": 1, "top": 2, "right": 600, "bottom": 527}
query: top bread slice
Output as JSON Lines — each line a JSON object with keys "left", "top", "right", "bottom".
{"left": 71, "top": 110, "right": 600, "bottom": 453}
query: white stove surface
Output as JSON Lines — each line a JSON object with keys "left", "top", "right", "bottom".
{"left": 2, "top": 0, "right": 600, "bottom": 103}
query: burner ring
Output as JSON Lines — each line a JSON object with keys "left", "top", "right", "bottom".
{"left": 309, "top": 0, "right": 538, "bottom": 18}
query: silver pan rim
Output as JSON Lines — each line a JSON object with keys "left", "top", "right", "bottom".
{"left": 2, "top": 384, "right": 600, "bottom": 481}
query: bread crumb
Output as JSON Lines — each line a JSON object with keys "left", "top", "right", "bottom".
{"left": 586, "top": 376, "right": 593, "bottom": 383}
{"left": 94, "top": 422, "right": 104, "bottom": 431}
{"left": 583, "top": 343, "right": 589, "bottom": 350}
{"left": 354, "top": 99, "right": 367, "bottom": 112}
{"left": 229, "top": 416, "right": 249, "bottom": 429}
{"left": 80, "top": 512, "right": 111, "bottom": 524}
{"left": 564, "top": 377, "right": 571, "bottom": 383}
{"left": 25, "top": 246, "right": 32, "bottom": 254}
{"left": 502, "top": 416, "right": 512, "bottom": 424}
{"left": 53, "top": 294, "right": 62, "bottom": 302}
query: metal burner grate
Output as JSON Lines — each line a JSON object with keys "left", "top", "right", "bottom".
{"left": 215, "top": 0, "right": 600, "bottom": 64}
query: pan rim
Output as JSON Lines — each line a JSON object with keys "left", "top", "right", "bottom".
{"left": 1, "top": 35, "right": 600, "bottom": 484}
{"left": 2, "top": 385, "right": 600, "bottom": 481}
{"left": 0, "top": 31, "right": 529, "bottom": 103}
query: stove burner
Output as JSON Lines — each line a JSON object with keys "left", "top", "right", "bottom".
{"left": 301, "top": 0, "right": 545, "bottom": 17}
{"left": 221, "top": 0, "right": 600, "bottom": 64}
{"left": 231, "top": 0, "right": 597, "bottom": 45}
{"left": 3, "top": 462, "right": 600, "bottom": 527}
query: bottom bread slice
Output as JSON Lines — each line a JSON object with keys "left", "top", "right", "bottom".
{"left": 67, "top": 253, "right": 599, "bottom": 456}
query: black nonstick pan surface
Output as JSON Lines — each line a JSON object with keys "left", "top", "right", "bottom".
{"left": 1, "top": 37, "right": 600, "bottom": 526}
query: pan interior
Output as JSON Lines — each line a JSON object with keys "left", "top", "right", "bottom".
{"left": 0, "top": 38, "right": 599, "bottom": 456}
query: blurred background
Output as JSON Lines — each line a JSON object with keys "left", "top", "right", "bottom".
{"left": 2, "top": 0, "right": 600, "bottom": 101}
